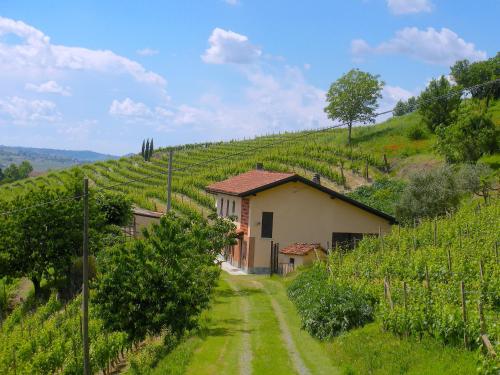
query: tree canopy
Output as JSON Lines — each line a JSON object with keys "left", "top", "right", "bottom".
{"left": 93, "top": 213, "right": 237, "bottom": 342}
{"left": 418, "top": 76, "right": 462, "bottom": 132}
{"left": 324, "top": 69, "right": 384, "bottom": 145}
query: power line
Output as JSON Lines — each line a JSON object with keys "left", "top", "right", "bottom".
{"left": 1, "top": 78, "right": 498, "bottom": 217}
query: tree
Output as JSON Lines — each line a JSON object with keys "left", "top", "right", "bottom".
{"left": 3, "top": 164, "right": 19, "bottom": 182}
{"left": 141, "top": 139, "right": 145, "bottom": 158}
{"left": 324, "top": 69, "right": 384, "bottom": 145}
{"left": 436, "top": 103, "right": 497, "bottom": 163}
{"left": 94, "top": 213, "right": 237, "bottom": 342}
{"left": 149, "top": 138, "right": 154, "bottom": 160}
{"left": 0, "top": 167, "right": 3, "bottom": 182}
{"left": 18, "top": 161, "right": 33, "bottom": 179}
{"left": 144, "top": 139, "right": 150, "bottom": 161}
{"left": 394, "top": 97, "right": 418, "bottom": 116}
{"left": 457, "top": 163, "right": 497, "bottom": 204}
{"left": 451, "top": 53, "right": 500, "bottom": 105}
{"left": 418, "top": 76, "right": 461, "bottom": 132}
{"left": 395, "top": 165, "right": 461, "bottom": 223}
{"left": 0, "top": 171, "right": 131, "bottom": 297}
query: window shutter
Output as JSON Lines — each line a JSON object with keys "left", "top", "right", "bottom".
{"left": 261, "top": 212, "right": 273, "bottom": 238}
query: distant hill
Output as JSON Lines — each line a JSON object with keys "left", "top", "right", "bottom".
{"left": 0, "top": 145, "right": 119, "bottom": 172}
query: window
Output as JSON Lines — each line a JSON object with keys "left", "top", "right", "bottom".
{"left": 261, "top": 212, "right": 273, "bottom": 238}
{"left": 289, "top": 257, "right": 295, "bottom": 265}
{"left": 232, "top": 200, "right": 236, "bottom": 214}
{"left": 332, "top": 232, "right": 363, "bottom": 250}
{"left": 226, "top": 199, "right": 229, "bottom": 217}
{"left": 220, "top": 198, "right": 224, "bottom": 216}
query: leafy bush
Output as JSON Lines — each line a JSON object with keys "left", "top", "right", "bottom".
{"left": 347, "top": 178, "right": 406, "bottom": 216}
{"left": 288, "top": 264, "right": 376, "bottom": 339}
{"left": 395, "top": 165, "right": 461, "bottom": 223}
{"left": 436, "top": 103, "right": 498, "bottom": 163}
{"left": 406, "top": 123, "right": 428, "bottom": 140}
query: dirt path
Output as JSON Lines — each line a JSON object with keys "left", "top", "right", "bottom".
{"left": 227, "top": 280, "right": 253, "bottom": 375}
{"left": 253, "top": 280, "right": 310, "bottom": 375}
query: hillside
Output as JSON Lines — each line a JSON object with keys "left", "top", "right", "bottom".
{"left": 0, "top": 145, "right": 118, "bottom": 172}
{"left": 0, "top": 102, "right": 497, "bottom": 218}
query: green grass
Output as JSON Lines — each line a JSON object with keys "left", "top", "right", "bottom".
{"left": 138, "top": 272, "right": 478, "bottom": 375}
{"left": 326, "top": 323, "right": 477, "bottom": 375}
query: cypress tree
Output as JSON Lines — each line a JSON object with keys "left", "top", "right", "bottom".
{"left": 141, "top": 139, "right": 145, "bottom": 158}
{"left": 149, "top": 139, "right": 154, "bottom": 160}
{"left": 145, "top": 139, "right": 150, "bottom": 161}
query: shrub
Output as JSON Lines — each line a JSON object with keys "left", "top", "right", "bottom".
{"left": 347, "top": 178, "right": 406, "bottom": 216}
{"left": 288, "top": 264, "right": 376, "bottom": 339}
{"left": 406, "top": 123, "right": 428, "bottom": 140}
{"left": 395, "top": 165, "right": 461, "bottom": 223}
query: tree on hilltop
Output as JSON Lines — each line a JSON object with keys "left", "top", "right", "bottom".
{"left": 324, "top": 69, "right": 384, "bottom": 145}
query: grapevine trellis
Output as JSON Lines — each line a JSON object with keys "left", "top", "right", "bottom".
{"left": 327, "top": 199, "right": 499, "bottom": 366}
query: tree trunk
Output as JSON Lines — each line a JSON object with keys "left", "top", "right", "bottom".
{"left": 32, "top": 277, "right": 41, "bottom": 298}
{"left": 348, "top": 122, "right": 352, "bottom": 146}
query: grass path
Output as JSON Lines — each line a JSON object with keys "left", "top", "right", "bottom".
{"left": 182, "top": 272, "right": 339, "bottom": 375}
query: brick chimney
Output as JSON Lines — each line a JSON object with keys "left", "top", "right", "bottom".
{"left": 312, "top": 173, "right": 321, "bottom": 185}
{"left": 256, "top": 163, "right": 264, "bottom": 170}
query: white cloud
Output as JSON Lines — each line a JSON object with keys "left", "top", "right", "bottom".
{"left": 201, "top": 28, "right": 261, "bottom": 64}
{"left": 387, "top": 0, "right": 432, "bottom": 15}
{"left": 351, "top": 27, "right": 486, "bottom": 65}
{"left": 136, "top": 48, "right": 159, "bottom": 56}
{"left": 0, "top": 96, "right": 60, "bottom": 123}
{"left": 109, "top": 98, "right": 153, "bottom": 118}
{"left": 0, "top": 16, "right": 166, "bottom": 86}
{"left": 25, "top": 80, "right": 71, "bottom": 96}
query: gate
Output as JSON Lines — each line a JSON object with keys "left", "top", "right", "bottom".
{"left": 270, "top": 242, "right": 279, "bottom": 275}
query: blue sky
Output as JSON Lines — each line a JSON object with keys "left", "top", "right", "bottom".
{"left": 1, "top": 0, "right": 498, "bottom": 154}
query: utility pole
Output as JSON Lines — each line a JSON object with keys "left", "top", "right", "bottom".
{"left": 167, "top": 149, "right": 173, "bottom": 212}
{"left": 82, "top": 177, "right": 90, "bottom": 375}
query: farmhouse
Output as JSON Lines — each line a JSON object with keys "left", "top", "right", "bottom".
{"left": 206, "top": 164, "right": 396, "bottom": 274}
{"left": 123, "top": 206, "right": 163, "bottom": 238}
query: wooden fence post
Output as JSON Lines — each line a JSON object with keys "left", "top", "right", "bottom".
{"left": 433, "top": 218, "right": 437, "bottom": 246}
{"left": 269, "top": 241, "right": 274, "bottom": 276}
{"left": 460, "top": 281, "right": 468, "bottom": 349}
{"left": 403, "top": 281, "right": 408, "bottom": 310}
{"left": 383, "top": 154, "right": 389, "bottom": 173}
{"left": 425, "top": 264, "right": 430, "bottom": 291}
{"left": 384, "top": 277, "right": 393, "bottom": 310}
{"left": 447, "top": 248, "right": 452, "bottom": 274}
{"left": 478, "top": 301, "right": 486, "bottom": 334}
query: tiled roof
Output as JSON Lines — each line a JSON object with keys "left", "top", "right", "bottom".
{"left": 279, "top": 243, "right": 326, "bottom": 256}
{"left": 206, "top": 170, "right": 296, "bottom": 196}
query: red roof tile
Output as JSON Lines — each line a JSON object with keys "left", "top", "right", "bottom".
{"left": 279, "top": 243, "right": 326, "bottom": 256}
{"left": 206, "top": 170, "right": 296, "bottom": 196}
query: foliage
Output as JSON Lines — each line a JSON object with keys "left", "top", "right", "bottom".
{"left": 0, "top": 161, "right": 33, "bottom": 184}
{"left": 288, "top": 263, "right": 376, "bottom": 339}
{"left": 0, "top": 293, "right": 128, "bottom": 375}
{"left": 395, "top": 165, "right": 462, "bottom": 222}
{"left": 0, "top": 171, "right": 131, "bottom": 298}
{"left": 95, "top": 191, "right": 133, "bottom": 226}
{"left": 394, "top": 96, "right": 418, "bottom": 116}
{"left": 451, "top": 53, "right": 500, "bottom": 104}
{"left": 457, "top": 163, "right": 497, "bottom": 203}
{"left": 418, "top": 76, "right": 462, "bottom": 132}
{"left": 94, "top": 213, "right": 236, "bottom": 342}
{"left": 324, "top": 69, "right": 384, "bottom": 144}
{"left": 406, "top": 122, "right": 428, "bottom": 140}
{"left": 324, "top": 199, "right": 500, "bottom": 373}
{"left": 436, "top": 102, "right": 498, "bottom": 163}
{"left": 347, "top": 177, "right": 406, "bottom": 216}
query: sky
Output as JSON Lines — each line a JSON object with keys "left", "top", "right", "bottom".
{"left": 0, "top": 0, "right": 498, "bottom": 155}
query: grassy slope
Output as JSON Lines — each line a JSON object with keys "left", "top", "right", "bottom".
{"left": 147, "top": 273, "right": 476, "bottom": 375}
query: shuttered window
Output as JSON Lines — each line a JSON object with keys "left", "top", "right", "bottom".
{"left": 261, "top": 212, "right": 273, "bottom": 238}
{"left": 220, "top": 198, "right": 224, "bottom": 216}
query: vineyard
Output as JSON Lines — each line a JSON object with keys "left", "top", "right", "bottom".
{"left": 0, "top": 112, "right": 435, "bottom": 218}
{"left": 0, "top": 294, "right": 128, "bottom": 374}
{"left": 323, "top": 198, "right": 499, "bottom": 372}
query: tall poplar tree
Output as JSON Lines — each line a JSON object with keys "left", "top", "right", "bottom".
{"left": 145, "top": 139, "right": 150, "bottom": 161}
{"left": 141, "top": 139, "right": 145, "bottom": 158}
